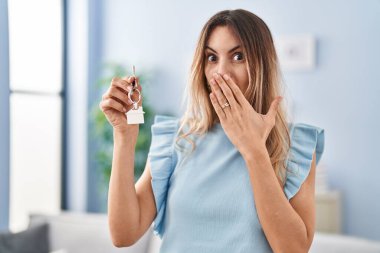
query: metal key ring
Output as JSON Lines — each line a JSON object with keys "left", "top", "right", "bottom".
{"left": 128, "top": 87, "right": 141, "bottom": 104}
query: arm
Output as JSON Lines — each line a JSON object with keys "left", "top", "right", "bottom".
{"left": 108, "top": 129, "right": 140, "bottom": 247}
{"left": 102, "top": 76, "right": 157, "bottom": 247}
{"left": 243, "top": 148, "right": 317, "bottom": 253}
{"left": 108, "top": 128, "right": 157, "bottom": 247}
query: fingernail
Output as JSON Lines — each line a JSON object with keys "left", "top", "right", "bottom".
{"left": 223, "top": 74, "right": 229, "bottom": 80}
{"left": 213, "top": 73, "right": 218, "bottom": 77}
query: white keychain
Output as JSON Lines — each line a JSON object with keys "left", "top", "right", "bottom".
{"left": 126, "top": 65, "right": 145, "bottom": 124}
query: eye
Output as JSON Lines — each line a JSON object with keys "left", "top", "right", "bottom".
{"left": 233, "top": 52, "right": 244, "bottom": 61}
{"left": 206, "top": 54, "right": 217, "bottom": 62}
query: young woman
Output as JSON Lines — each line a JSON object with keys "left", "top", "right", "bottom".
{"left": 101, "top": 9, "right": 325, "bottom": 253}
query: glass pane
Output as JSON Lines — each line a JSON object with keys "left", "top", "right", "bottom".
{"left": 9, "top": 93, "right": 62, "bottom": 232}
{"left": 8, "top": 0, "right": 63, "bottom": 93}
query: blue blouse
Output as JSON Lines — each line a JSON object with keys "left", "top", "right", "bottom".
{"left": 148, "top": 114, "right": 325, "bottom": 253}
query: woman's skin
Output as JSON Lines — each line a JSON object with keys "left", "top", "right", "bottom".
{"left": 204, "top": 26, "right": 249, "bottom": 101}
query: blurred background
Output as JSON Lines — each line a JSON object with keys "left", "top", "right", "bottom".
{"left": 0, "top": 0, "right": 380, "bottom": 252}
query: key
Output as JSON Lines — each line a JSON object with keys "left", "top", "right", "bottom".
{"left": 126, "top": 65, "right": 145, "bottom": 124}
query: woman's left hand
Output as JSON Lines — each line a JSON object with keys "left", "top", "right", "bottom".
{"left": 209, "top": 73, "right": 283, "bottom": 158}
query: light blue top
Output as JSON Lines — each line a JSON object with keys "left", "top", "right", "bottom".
{"left": 148, "top": 114, "right": 325, "bottom": 253}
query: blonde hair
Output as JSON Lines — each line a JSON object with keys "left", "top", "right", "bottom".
{"left": 175, "top": 9, "right": 292, "bottom": 187}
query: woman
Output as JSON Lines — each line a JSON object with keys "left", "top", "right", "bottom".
{"left": 100, "top": 9, "right": 325, "bottom": 253}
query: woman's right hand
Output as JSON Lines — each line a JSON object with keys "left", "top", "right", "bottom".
{"left": 99, "top": 76, "right": 143, "bottom": 134}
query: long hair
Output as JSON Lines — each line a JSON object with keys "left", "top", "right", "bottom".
{"left": 175, "top": 9, "right": 292, "bottom": 187}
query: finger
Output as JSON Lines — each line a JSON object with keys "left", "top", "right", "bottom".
{"left": 222, "top": 74, "right": 248, "bottom": 106}
{"left": 112, "top": 77, "right": 143, "bottom": 104}
{"left": 213, "top": 73, "right": 239, "bottom": 110}
{"left": 123, "top": 76, "right": 141, "bottom": 91}
{"left": 210, "top": 92, "right": 226, "bottom": 120}
{"left": 211, "top": 77, "right": 233, "bottom": 118}
{"left": 99, "top": 97, "right": 127, "bottom": 113}
{"left": 266, "top": 96, "right": 283, "bottom": 119}
{"left": 111, "top": 77, "right": 133, "bottom": 93}
{"left": 103, "top": 86, "right": 133, "bottom": 106}
{"left": 122, "top": 75, "right": 137, "bottom": 85}
{"left": 112, "top": 76, "right": 132, "bottom": 86}
{"left": 210, "top": 76, "right": 231, "bottom": 115}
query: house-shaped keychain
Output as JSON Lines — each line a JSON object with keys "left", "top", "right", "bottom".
{"left": 126, "top": 104, "right": 145, "bottom": 124}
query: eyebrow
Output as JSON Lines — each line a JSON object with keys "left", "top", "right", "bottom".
{"left": 205, "top": 45, "right": 241, "bottom": 54}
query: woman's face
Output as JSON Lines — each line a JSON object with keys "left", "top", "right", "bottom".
{"left": 204, "top": 26, "right": 249, "bottom": 95}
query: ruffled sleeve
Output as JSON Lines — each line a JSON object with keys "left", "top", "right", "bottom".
{"left": 284, "top": 122, "right": 325, "bottom": 200}
{"left": 148, "top": 114, "right": 179, "bottom": 238}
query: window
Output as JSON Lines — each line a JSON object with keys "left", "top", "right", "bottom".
{"left": 8, "top": 0, "right": 64, "bottom": 232}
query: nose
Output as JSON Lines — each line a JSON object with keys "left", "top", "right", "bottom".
{"left": 215, "top": 59, "right": 231, "bottom": 77}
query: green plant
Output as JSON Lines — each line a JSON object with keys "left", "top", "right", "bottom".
{"left": 90, "top": 62, "right": 160, "bottom": 193}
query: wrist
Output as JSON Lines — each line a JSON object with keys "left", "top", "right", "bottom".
{"left": 241, "top": 143, "right": 267, "bottom": 162}
{"left": 113, "top": 128, "right": 138, "bottom": 147}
